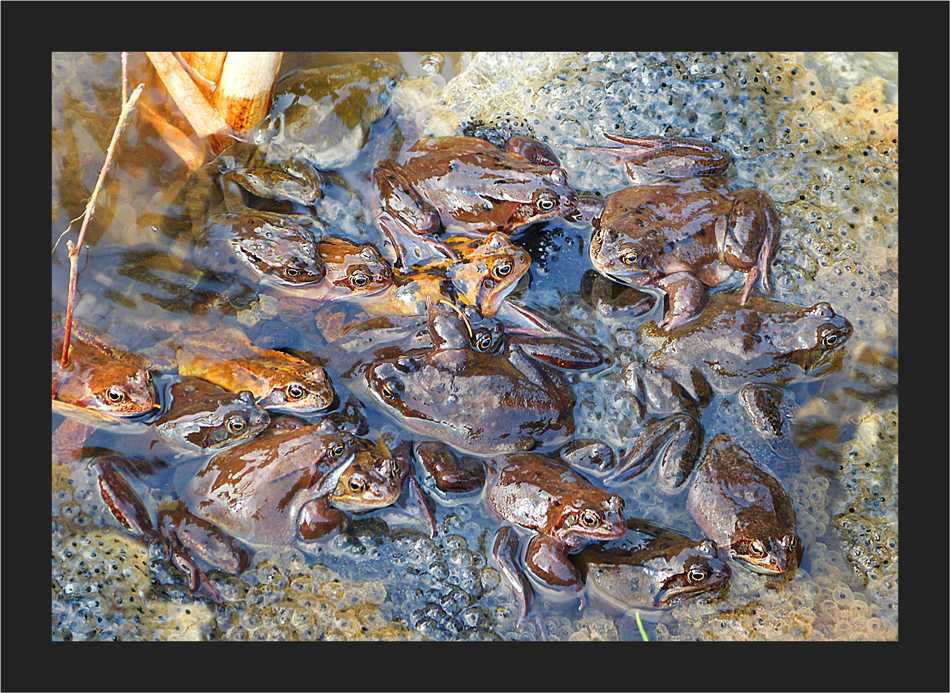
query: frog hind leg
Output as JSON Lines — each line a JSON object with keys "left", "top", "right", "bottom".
{"left": 656, "top": 272, "right": 708, "bottom": 331}
{"left": 490, "top": 526, "right": 545, "bottom": 636}
{"left": 719, "top": 188, "right": 781, "bottom": 302}
{"left": 297, "top": 496, "right": 348, "bottom": 540}
{"left": 608, "top": 413, "right": 704, "bottom": 497}
{"left": 582, "top": 133, "right": 731, "bottom": 182}
{"left": 159, "top": 510, "right": 251, "bottom": 604}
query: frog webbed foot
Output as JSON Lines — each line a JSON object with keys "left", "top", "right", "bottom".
{"left": 582, "top": 270, "right": 656, "bottom": 322}
{"left": 739, "top": 384, "right": 801, "bottom": 465}
{"left": 556, "top": 438, "right": 617, "bottom": 476}
{"left": 608, "top": 413, "right": 705, "bottom": 497}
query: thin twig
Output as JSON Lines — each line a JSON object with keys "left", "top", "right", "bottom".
{"left": 59, "top": 53, "right": 144, "bottom": 372}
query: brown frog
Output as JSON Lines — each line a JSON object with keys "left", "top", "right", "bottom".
{"left": 571, "top": 518, "right": 731, "bottom": 616}
{"left": 686, "top": 434, "right": 803, "bottom": 575}
{"left": 361, "top": 299, "right": 578, "bottom": 455}
{"left": 253, "top": 58, "right": 404, "bottom": 170}
{"left": 584, "top": 133, "right": 781, "bottom": 330}
{"left": 52, "top": 317, "right": 159, "bottom": 423}
{"left": 484, "top": 451, "right": 625, "bottom": 623}
{"left": 360, "top": 232, "right": 531, "bottom": 318}
{"left": 91, "top": 415, "right": 406, "bottom": 601}
{"left": 175, "top": 327, "right": 336, "bottom": 414}
{"left": 373, "top": 135, "right": 579, "bottom": 266}
{"left": 151, "top": 376, "right": 270, "bottom": 455}
{"left": 607, "top": 292, "right": 854, "bottom": 490}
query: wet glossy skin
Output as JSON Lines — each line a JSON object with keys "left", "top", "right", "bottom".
{"left": 363, "top": 300, "right": 577, "bottom": 455}
{"left": 151, "top": 376, "right": 270, "bottom": 454}
{"left": 195, "top": 213, "right": 328, "bottom": 295}
{"left": 686, "top": 434, "right": 803, "bottom": 575}
{"left": 484, "top": 452, "right": 625, "bottom": 611}
{"left": 373, "top": 135, "right": 578, "bottom": 262}
{"left": 640, "top": 293, "right": 854, "bottom": 396}
{"left": 52, "top": 322, "right": 159, "bottom": 420}
{"left": 572, "top": 518, "right": 731, "bottom": 613}
{"left": 176, "top": 328, "right": 335, "bottom": 414}
{"left": 182, "top": 416, "right": 400, "bottom": 545}
{"left": 485, "top": 453, "right": 626, "bottom": 550}
{"left": 361, "top": 232, "right": 530, "bottom": 318}
{"left": 585, "top": 133, "right": 781, "bottom": 331}
{"left": 254, "top": 58, "right": 404, "bottom": 170}
{"left": 314, "top": 236, "right": 393, "bottom": 301}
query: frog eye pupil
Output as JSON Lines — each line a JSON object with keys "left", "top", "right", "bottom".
{"left": 494, "top": 262, "right": 512, "bottom": 278}
{"left": 330, "top": 443, "right": 344, "bottom": 458}
{"left": 285, "top": 267, "right": 300, "bottom": 277}
{"left": 537, "top": 195, "right": 556, "bottom": 211}
{"left": 750, "top": 540, "right": 767, "bottom": 557}
{"left": 823, "top": 333, "right": 838, "bottom": 347}
{"left": 688, "top": 568, "right": 708, "bottom": 583}
{"left": 287, "top": 383, "right": 306, "bottom": 399}
{"left": 352, "top": 272, "right": 369, "bottom": 287}
{"left": 622, "top": 252, "right": 638, "bottom": 266}
{"left": 227, "top": 417, "right": 246, "bottom": 434}
{"left": 348, "top": 478, "right": 365, "bottom": 492}
{"left": 105, "top": 387, "right": 126, "bottom": 403}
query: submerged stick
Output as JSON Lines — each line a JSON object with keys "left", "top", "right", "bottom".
{"left": 59, "top": 53, "right": 144, "bottom": 373}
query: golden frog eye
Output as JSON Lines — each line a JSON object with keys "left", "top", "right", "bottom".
{"left": 821, "top": 333, "right": 839, "bottom": 348}
{"left": 351, "top": 271, "right": 370, "bottom": 288}
{"left": 536, "top": 193, "right": 557, "bottom": 212}
{"left": 579, "top": 509, "right": 602, "bottom": 528}
{"left": 380, "top": 380, "right": 401, "bottom": 401}
{"left": 348, "top": 477, "right": 366, "bottom": 493}
{"left": 226, "top": 416, "right": 247, "bottom": 434}
{"left": 105, "top": 386, "right": 127, "bottom": 404}
{"left": 287, "top": 383, "right": 306, "bottom": 400}
{"left": 474, "top": 332, "right": 493, "bottom": 352}
{"left": 492, "top": 261, "right": 513, "bottom": 279}
{"left": 284, "top": 266, "right": 301, "bottom": 278}
{"left": 687, "top": 567, "right": 708, "bottom": 583}
{"left": 749, "top": 540, "right": 767, "bottom": 558}
{"left": 329, "top": 442, "right": 345, "bottom": 458}
{"left": 622, "top": 251, "right": 639, "bottom": 266}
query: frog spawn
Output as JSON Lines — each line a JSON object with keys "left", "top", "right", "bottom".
{"left": 54, "top": 52, "right": 900, "bottom": 644}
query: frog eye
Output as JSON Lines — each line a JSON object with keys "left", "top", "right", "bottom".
{"left": 105, "top": 386, "right": 127, "bottom": 404}
{"left": 351, "top": 271, "right": 370, "bottom": 288}
{"left": 749, "top": 539, "right": 767, "bottom": 558}
{"left": 379, "top": 378, "right": 402, "bottom": 402}
{"left": 474, "top": 331, "right": 494, "bottom": 352}
{"left": 347, "top": 477, "right": 366, "bottom": 493}
{"left": 821, "top": 333, "right": 839, "bottom": 348}
{"left": 284, "top": 266, "right": 301, "bottom": 278}
{"left": 536, "top": 192, "right": 558, "bottom": 212}
{"left": 329, "top": 442, "right": 346, "bottom": 458}
{"left": 287, "top": 383, "right": 307, "bottom": 400}
{"left": 687, "top": 566, "right": 709, "bottom": 583}
{"left": 492, "top": 261, "right": 513, "bottom": 279}
{"left": 622, "top": 251, "right": 639, "bottom": 266}
{"left": 579, "top": 509, "right": 602, "bottom": 528}
{"left": 226, "top": 416, "right": 247, "bottom": 434}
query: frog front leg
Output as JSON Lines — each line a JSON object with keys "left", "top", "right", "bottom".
{"left": 583, "top": 133, "right": 731, "bottom": 183}
{"left": 717, "top": 188, "right": 781, "bottom": 303}
{"left": 524, "top": 534, "right": 585, "bottom": 606}
{"left": 656, "top": 271, "right": 708, "bottom": 331}
{"left": 581, "top": 270, "right": 656, "bottom": 322}
{"left": 297, "top": 496, "right": 348, "bottom": 540}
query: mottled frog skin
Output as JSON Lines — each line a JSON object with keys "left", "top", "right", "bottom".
{"left": 254, "top": 58, "right": 404, "bottom": 169}
{"left": 363, "top": 300, "right": 577, "bottom": 454}
{"left": 572, "top": 518, "right": 731, "bottom": 614}
{"left": 686, "top": 434, "right": 803, "bottom": 575}
{"left": 585, "top": 133, "right": 781, "bottom": 330}
{"left": 151, "top": 376, "right": 270, "bottom": 454}
{"left": 52, "top": 318, "right": 159, "bottom": 421}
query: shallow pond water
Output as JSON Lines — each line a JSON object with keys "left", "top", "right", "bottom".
{"left": 52, "top": 51, "right": 897, "bottom": 643}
